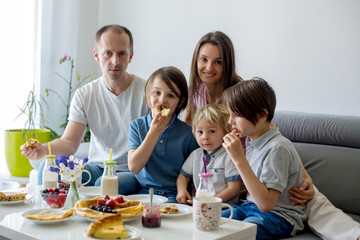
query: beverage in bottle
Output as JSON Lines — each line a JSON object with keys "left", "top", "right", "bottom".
{"left": 42, "top": 155, "right": 58, "bottom": 189}
{"left": 101, "top": 161, "right": 118, "bottom": 196}
{"left": 196, "top": 172, "right": 215, "bottom": 197}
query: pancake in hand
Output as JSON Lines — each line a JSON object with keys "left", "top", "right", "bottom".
{"left": 26, "top": 138, "right": 40, "bottom": 148}
{"left": 155, "top": 106, "right": 171, "bottom": 117}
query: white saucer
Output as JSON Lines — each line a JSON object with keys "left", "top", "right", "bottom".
{"left": 84, "top": 225, "right": 142, "bottom": 240}
{"left": 22, "top": 209, "right": 73, "bottom": 224}
{"left": 79, "top": 186, "right": 101, "bottom": 199}
{"left": 125, "top": 194, "right": 168, "bottom": 204}
{"left": 160, "top": 203, "right": 193, "bottom": 217}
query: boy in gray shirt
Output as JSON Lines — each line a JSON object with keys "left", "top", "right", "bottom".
{"left": 221, "top": 78, "right": 306, "bottom": 239}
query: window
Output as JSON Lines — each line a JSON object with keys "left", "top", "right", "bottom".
{"left": 0, "top": 0, "right": 36, "bottom": 175}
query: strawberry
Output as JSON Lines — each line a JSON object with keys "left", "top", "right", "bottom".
{"left": 103, "top": 195, "right": 110, "bottom": 200}
{"left": 105, "top": 199, "right": 116, "bottom": 209}
{"left": 114, "top": 196, "right": 124, "bottom": 204}
{"left": 48, "top": 188, "right": 55, "bottom": 193}
{"left": 58, "top": 189, "right": 67, "bottom": 194}
{"left": 97, "top": 199, "right": 106, "bottom": 206}
{"left": 58, "top": 193, "right": 67, "bottom": 205}
{"left": 46, "top": 195, "right": 60, "bottom": 208}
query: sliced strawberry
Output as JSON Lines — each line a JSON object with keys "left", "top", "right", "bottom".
{"left": 58, "top": 189, "right": 66, "bottom": 194}
{"left": 58, "top": 193, "right": 67, "bottom": 205}
{"left": 105, "top": 199, "right": 116, "bottom": 209}
{"left": 97, "top": 199, "right": 106, "bottom": 206}
{"left": 114, "top": 196, "right": 124, "bottom": 204}
{"left": 103, "top": 195, "right": 110, "bottom": 200}
{"left": 46, "top": 196, "right": 60, "bottom": 208}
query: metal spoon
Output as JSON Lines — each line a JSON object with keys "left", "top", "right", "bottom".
{"left": 149, "top": 188, "right": 154, "bottom": 207}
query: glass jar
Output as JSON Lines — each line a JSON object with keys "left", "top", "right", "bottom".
{"left": 100, "top": 161, "right": 118, "bottom": 196}
{"left": 196, "top": 172, "right": 215, "bottom": 197}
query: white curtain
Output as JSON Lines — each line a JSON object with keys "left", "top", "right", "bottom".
{"left": 0, "top": 0, "right": 80, "bottom": 175}
{"left": 38, "top": 0, "right": 80, "bottom": 135}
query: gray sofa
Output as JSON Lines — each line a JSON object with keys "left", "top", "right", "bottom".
{"left": 273, "top": 111, "right": 360, "bottom": 239}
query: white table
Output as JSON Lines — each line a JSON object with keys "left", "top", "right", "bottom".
{"left": 0, "top": 186, "right": 256, "bottom": 240}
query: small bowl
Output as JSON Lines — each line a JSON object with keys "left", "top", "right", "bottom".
{"left": 40, "top": 188, "right": 68, "bottom": 209}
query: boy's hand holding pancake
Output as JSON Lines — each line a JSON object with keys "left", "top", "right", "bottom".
{"left": 222, "top": 131, "right": 246, "bottom": 165}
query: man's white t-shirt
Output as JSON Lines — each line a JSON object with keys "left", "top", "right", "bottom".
{"left": 69, "top": 75, "right": 149, "bottom": 171}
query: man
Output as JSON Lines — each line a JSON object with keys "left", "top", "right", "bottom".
{"left": 21, "top": 25, "right": 149, "bottom": 193}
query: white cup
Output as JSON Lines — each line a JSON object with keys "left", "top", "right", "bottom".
{"left": 193, "top": 196, "right": 233, "bottom": 231}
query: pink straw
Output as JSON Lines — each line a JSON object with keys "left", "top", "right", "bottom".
{"left": 202, "top": 156, "right": 207, "bottom": 173}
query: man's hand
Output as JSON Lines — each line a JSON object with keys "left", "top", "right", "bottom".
{"left": 20, "top": 142, "right": 46, "bottom": 160}
{"left": 289, "top": 178, "right": 315, "bottom": 206}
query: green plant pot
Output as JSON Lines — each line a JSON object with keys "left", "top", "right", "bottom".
{"left": 5, "top": 129, "right": 51, "bottom": 177}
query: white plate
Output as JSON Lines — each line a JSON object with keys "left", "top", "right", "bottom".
{"left": 160, "top": 203, "right": 193, "bottom": 217}
{"left": 78, "top": 214, "right": 140, "bottom": 223}
{"left": 22, "top": 209, "right": 73, "bottom": 224}
{"left": 0, "top": 191, "right": 32, "bottom": 205}
{"left": 84, "top": 226, "right": 142, "bottom": 240}
{"left": 125, "top": 194, "right": 168, "bottom": 204}
{"left": 79, "top": 186, "right": 101, "bottom": 199}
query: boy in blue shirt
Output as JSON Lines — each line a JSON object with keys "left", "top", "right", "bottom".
{"left": 127, "top": 66, "right": 198, "bottom": 202}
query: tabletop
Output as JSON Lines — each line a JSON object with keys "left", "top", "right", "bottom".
{"left": 0, "top": 186, "right": 256, "bottom": 240}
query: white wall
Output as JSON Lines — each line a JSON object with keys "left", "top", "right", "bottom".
{"left": 77, "top": 0, "right": 360, "bottom": 116}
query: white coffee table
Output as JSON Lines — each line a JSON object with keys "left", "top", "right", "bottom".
{"left": 0, "top": 186, "right": 256, "bottom": 240}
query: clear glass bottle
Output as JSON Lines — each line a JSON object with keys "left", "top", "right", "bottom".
{"left": 42, "top": 155, "right": 58, "bottom": 189}
{"left": 196, "top": 172, "right": 215, "bottom": 197}
{"left": 100, "top": 161, "right": 118, "bottom": 196}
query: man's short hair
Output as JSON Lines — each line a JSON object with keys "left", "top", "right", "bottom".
{"left": 95, "top": 24, "right": 133, "bottom": 52}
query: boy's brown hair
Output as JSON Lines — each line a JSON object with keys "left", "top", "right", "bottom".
{"left": 222, "top": 77, "right": 276, "bottom": 125}
{"left": 192, "top": 104, "right": 232, "bottom": 135}
{"left": 145, "top": 66, "right": 188, "bottom": 117}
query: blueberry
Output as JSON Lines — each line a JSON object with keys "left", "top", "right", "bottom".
{"left": 90, "top": 205, "right": 96, "bottom": 210}
{"left": 55, "top": 188, "right": 59, "bottom": 192}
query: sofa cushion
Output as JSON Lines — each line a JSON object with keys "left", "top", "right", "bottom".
{"left": 273, "top": 111, "right": 360, "bottom": 217}
{"left": 273, "top": 111, "right": 360, "bottom": 148}
{"left": 292, "top": 142, "right": 360, "bottom": 216}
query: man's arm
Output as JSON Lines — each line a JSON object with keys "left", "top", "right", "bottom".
{"left": 21, "top": 121, "right": 86, "bottom": 160}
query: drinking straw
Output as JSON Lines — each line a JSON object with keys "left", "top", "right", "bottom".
{"left": 48, "top": 142, "right": 53, "bottom": 166}
{"left": 202, "top": 156, "right": 207, "bottom": 173}
{"left": 108, "top": 148, "right": 113, "bottom": 177}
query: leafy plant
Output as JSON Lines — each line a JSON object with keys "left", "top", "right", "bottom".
{"left": 16, "top": 89, "right": 48, "bottom": 132}
{"left": 45, "top": 53, "right": 92, "bottom": 141}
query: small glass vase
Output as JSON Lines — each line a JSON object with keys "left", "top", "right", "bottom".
{"left": 63, "top": 180, "right": 80, "bottom": 209}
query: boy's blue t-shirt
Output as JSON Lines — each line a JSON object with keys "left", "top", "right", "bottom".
{"left": 128, "top": 112, "right": 199, "bottom": 193}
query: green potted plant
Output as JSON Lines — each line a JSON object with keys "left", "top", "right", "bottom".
{"left": 45, "top": 53, "right": 92, "bottom": 142}
{"left": 5, "top": 89, "right": 51, "bottom": 177}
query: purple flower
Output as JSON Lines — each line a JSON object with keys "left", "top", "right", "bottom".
{"left": 49, "top": 166, "right": 60, "bottom": 173}
{"left": 68, "top": 160, "right": 75, "bottom": 170}
{"left": 56, "top": 154, "right": 69, "bottom": 166}
{"left": 82, "top": 157, "right": 89, "bottom": 164}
